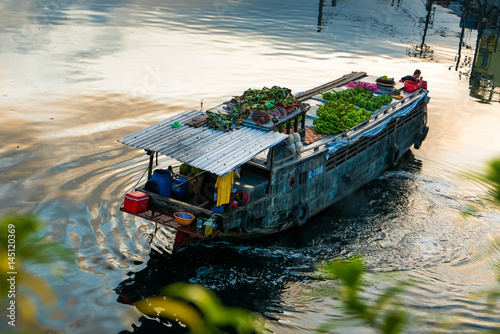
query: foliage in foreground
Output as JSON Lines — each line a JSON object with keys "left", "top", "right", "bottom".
{"left": 0, "top": 214, "right": 76, "bottom": 331}
{"left": 135, "top": 281, "right": 264, "bottom": 334}
{"left": 483, "top": 158, "right": 500, "bottom": 204}
{"left": 314, "top": 254, "right": 500, "bottom": 334}
{"left": 462, "top": 158, "right": 500, "bottom": 216}
{"left": 314, "top": 257, "right": 408, "bottom": 334}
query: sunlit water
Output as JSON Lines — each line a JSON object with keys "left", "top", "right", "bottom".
{"left": 1, "top": 0, "right": 500, "bottom": 333}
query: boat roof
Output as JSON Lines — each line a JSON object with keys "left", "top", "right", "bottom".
{"left": 118, "top": 109, "right": 288, "bottom": 176}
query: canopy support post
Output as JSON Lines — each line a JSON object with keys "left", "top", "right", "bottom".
{"left": 147, "top": 150, "right": 155, "bottom": 180}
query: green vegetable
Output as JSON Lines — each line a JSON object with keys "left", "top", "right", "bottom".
{"left": 191, "top": 167, "right": 203, "bottom": 175}
{"left": 180, "top": 163, "right": 191, "bottom": 175}
{"left": 208, "top": 85, "right": 304, "bottom": 131}
{"left": 313, "top": 99, "right": 371, "bottom": 135}
{"left": 322, "top": 87, "right": 394, "bottom": 112}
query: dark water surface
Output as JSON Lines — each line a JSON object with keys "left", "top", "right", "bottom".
{"left": 1, "top": 0, "right": 500, "bottom": 333}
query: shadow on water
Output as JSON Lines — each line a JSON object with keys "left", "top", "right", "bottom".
{"left": 115, "top": 244, "right": 295, "bottom": 333}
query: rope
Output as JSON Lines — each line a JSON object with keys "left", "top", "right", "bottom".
{"left": 129, "top": 166, "right": 149, "bottom": 193}
{"left": 148, "top": 222, "right": 158, "bottom": 246}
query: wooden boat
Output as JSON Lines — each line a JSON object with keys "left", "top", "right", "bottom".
{"left": 118, "top": 72, "right": 430, "bottom": 252}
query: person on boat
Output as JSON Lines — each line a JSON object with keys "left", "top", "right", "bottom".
{"left": 400, "top": 69, "right": 422, "bottom": 83}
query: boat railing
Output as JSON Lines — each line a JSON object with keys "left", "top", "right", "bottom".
{"left": 295, "top": 71, "right": 367, "bottom": 101}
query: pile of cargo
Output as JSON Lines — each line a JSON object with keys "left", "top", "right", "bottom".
{"left": 322, "top": 84, "right": 394, "bottom": 111}
{"left": 313, "top": 82, "right": 396, "bottom": 135}
{"left": 207, "top": 86, "right": 305, "bottom": 131}
{"left": 313, "top": 99, "right": 372, "bottom": 135}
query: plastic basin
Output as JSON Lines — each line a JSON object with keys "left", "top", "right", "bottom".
{"left": 404, "top": 80, "right": 419, "bottom": 93}
{"left": 174, "top": 212, "right": 195, "bottom": 225}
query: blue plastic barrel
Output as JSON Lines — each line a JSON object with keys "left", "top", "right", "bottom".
{"left": 151, "top": 169, "right": 172, "bottom": 198}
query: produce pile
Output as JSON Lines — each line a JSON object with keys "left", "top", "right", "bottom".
{"left": 313, "top": 99, "right": 372, "bottom": 135}
{"left": 206, "top": 112, "right": 241, "bottom": 132}
{"left": 345, "top": 81, "right": 380, "bottom": 92}
{"left": 207, "top": 86, "right": 305, "bottom": 131}
{"left": 179, "top": 163, "right": 203, "bottom": 177}
{"left": 236, "top": 86, "right": 298, "bottom": 114}
{"left": 376, "top": 75, "right": 395, "bottom": 84}
{"left": 321, "top": 84, "right": 393, "bottom": 111}
{"left": 313, "top": 83, "right": 395, "bottom": 135}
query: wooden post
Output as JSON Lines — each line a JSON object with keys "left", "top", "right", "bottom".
{"left": 269, "top": 146, "right": 275, "bottom": 167}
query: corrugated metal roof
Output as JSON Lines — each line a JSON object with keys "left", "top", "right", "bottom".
{"left": 118, "top": 109, "right": 288, "bottom": 176}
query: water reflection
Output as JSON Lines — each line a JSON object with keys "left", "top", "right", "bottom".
{"left": 446, "top": 0, "right": 500, "bottom": 102}
{"left": 406, "top": 0, "right": 436, "bottom": 59}
{"left": 115, "top": 245, "right": 292, "bottom": 333}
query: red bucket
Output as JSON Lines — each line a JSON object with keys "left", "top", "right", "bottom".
{"left": 404, "top": 80, "right": 419, "bottom": 93}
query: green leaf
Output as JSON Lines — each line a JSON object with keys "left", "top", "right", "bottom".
{"left": 381, "top": 310, "right": 408, "bottom": 334}
{"left": 322, "top": 257, "right": 365, "bottom": 289}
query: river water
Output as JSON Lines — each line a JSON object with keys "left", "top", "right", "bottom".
{"left": 1, "top": 0, "right": 500, "bottom": 333}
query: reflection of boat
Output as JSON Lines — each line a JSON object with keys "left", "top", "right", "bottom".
{"left": 118, "top": 72, "right": 430, "bottom": 252}
{"left": 407, "top": 0, "right": 436, "bottom": 59}
{"left": 448, "top": 0, "right": 500, "bottom": 102}
{"left": 468, "top": 3, "right": 500, "bottom": 102}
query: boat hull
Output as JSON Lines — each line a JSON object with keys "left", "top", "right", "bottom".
{"left": 126, "top": 88, "right": 429, "bottom": 251}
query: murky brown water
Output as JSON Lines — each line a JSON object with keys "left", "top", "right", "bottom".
{"left": 1, "top": 0, "right": 499, "bottom": 333}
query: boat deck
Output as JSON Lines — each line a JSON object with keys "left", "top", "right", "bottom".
{"left": 282, "top": 126, "right": 327, "bottom": 144}
{"left": 119, "top": 206, "right": 219, "bottom": 250}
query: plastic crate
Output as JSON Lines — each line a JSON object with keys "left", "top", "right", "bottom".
{"left": 172, "top": 177, "right": 188, "bottom": 197}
